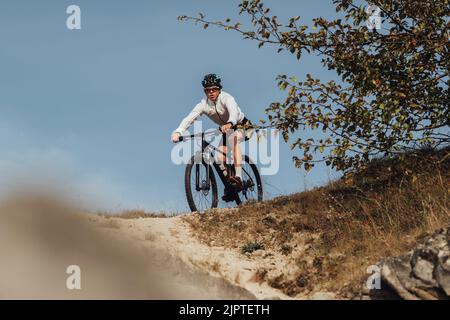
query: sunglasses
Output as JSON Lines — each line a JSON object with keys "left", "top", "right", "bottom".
{"left": 204, "top": 87, "right": 220, "bottom": 93}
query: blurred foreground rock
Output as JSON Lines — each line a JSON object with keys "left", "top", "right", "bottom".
{"left": 0, "top": 195, "right": 255, "bottom": 299}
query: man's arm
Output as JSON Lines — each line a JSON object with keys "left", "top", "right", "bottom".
{"left": 173, "top": 103, "right": 204, "bottom": 135}
{"left": 223, "top": 95, "right": 240, "bottom": 126}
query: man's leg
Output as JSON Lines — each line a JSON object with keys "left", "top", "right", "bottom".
{"left": 218, "top": 133, "right": 235, "bottom": 202}
{"left": 217, "top": 133, "right": 228, "bottom": 176}
{"left": 220, "top": 130, "right": 245, "bottom": 191}
{"left": 231, "top": 130, "right": 244, "bottom": 179}
{"left": 224, "top": 130, "right": 245, "bottom": 191}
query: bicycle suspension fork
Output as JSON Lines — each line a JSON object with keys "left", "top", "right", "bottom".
{"left": 195, "top": 132, "right": 211, "bottom": 191}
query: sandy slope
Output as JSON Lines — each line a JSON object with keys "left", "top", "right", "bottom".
{"left": 0, "top": 198, "right": 254, "bottom": 299}
{"left": 91, "top": 214, "right": 292, "bottom": 300}
{"left": 0, "top": 195, "right": 323, "bottom": 299}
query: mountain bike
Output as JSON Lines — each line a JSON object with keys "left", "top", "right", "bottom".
{"left": 177, "top": 129, "right": 263, "bottom": 212}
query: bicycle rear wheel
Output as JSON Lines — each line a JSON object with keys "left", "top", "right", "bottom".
{"left": 185, "top": 155, "right": 218, "bottom": 212}
{"left": 240, "top": 155, "right": 263, "bottom": 203}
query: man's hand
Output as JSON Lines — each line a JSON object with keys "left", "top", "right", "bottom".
{"left": 171, "top": 132, "right": 181, "bottom": 143}
{"left": 220, "top": 123, "right": 233, "bottom": 134}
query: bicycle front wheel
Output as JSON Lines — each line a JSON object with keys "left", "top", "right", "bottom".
{"left": 185, "top": 155, "right": 218, "bottom": 212}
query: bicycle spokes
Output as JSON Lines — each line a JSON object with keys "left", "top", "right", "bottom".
{"left": 241, "top": 164, "right": 258, "bottom": 201}
{"left": 189, "top": 162, "right": 215, "bottom": 211}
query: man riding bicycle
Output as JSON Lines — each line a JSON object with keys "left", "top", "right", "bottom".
{"left": 171, "top": 74, "right": 254, "bottom": 191}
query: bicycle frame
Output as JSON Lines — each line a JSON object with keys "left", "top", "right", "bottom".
{"left": 201, "top": 132, "right": 237, "bottom": 193}
{"left": 181, "top": 130, "right": 243, "bottom": 202}
{"left": 179, "top": 129, "right": 254, "bottom": 205}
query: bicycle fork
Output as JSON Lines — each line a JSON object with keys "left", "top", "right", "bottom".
{"left": 195, "top": 162, "right": 211, "bottom": 192}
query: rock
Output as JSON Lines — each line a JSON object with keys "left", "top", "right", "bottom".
{"left": 412, "top": 257, "right": 435, "bottom": 284}
{"left": 252, "top": 250, "right": 264, "bottom": 258}
{"left": 435, "top": 256, "right": 450, "bottom": 295}
{"left": 310, "top": 292, "right": 336, "bottom": 300}
{"left": 361, "top": 285, "right": 371, "bottom": 295}
{"left": 374, "top": 227, "right": 450, "bottom": 300}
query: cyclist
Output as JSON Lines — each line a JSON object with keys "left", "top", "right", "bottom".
{"left": 171, "top": 74, "right": 254, "bottom": 191}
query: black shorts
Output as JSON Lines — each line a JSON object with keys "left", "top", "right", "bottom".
{"left": 232, "top": 117, "right": 255, "bottom": 141}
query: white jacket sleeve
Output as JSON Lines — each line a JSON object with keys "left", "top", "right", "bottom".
{"left": 173, "top": 103, "right": 204, "bottom": 135}
{"left": 223, "top": 95, "right": 240, "bottom": 126}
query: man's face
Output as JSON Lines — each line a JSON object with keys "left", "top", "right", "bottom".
{"left": 204, "top": 86, "right": 221, "bottom": 103}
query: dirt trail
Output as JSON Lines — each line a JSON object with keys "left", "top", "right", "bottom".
{"left": 0, "top": 195, "right": 292, "bottom": 299}
{"left": 91, "top": 214, "right": 291, "bottom": 300}
{"left": 0, "top": 198, "right": 255, "bottom": 299}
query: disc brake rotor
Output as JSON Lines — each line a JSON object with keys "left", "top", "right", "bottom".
{"left": 201, "top": 180, "right": 209, "bottom": 196}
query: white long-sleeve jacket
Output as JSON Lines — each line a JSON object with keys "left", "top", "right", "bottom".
{"left": 173, "top": 91, "right": 245, "bottom": 135}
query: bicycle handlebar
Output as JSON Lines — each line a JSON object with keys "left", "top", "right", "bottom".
{"left": 176, "top": 128, "right": 222, "bottom": 143}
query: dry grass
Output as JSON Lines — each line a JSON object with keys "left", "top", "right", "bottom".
{"left": 97, "top": 209, "right": 171, "bottom": 219}
{"left": 184, "top": 147, "right": 450, "bottom": 298}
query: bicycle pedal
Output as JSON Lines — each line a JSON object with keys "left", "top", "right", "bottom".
{"left": 221, "top": 193, "right": 235, "bottom": 203}
{"left": 228, "top": 178, "right": 244, "bottom": 192}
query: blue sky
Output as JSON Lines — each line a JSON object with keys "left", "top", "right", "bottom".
{"left": 0, "top": 0, "right": 346, "bottom": 213}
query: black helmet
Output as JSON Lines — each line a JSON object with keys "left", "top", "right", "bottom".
{"left": 202, "top": 74, "right": 222, "bottom": 89}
